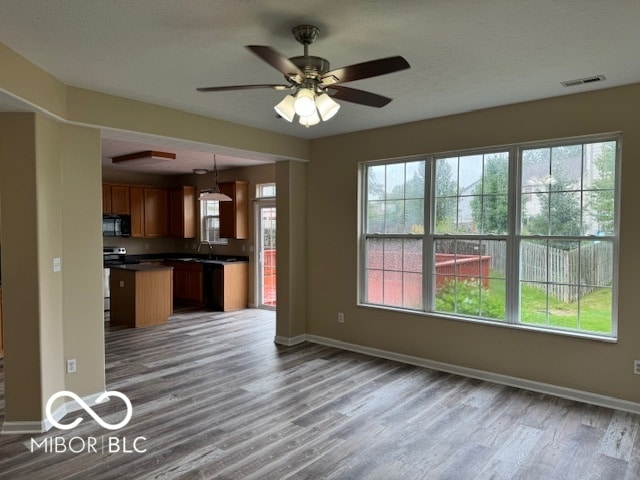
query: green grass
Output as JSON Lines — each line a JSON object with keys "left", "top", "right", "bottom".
{"left": 435, "top": 274, "right": 612, "bottom": 334}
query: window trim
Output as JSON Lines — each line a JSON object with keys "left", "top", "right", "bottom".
{"left": 358, "top": 133, "right": 621, "bottom": 341}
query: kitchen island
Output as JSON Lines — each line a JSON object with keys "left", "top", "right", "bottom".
{"left": 109, "top": 264, "right": 173, "bottom": 327}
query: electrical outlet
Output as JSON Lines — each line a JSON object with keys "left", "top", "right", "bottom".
{"left": 66, "top": 359, "right": 77, "bottom": 374}
{"left": 634, "top": 360, "right": 640, "bottom": 375}
{"left": 338, "top": 312, "right": 345, "bottom": 324}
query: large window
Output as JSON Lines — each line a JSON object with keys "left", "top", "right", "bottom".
{"left": 360, "top": 135, "right": 619, "bottom": 339}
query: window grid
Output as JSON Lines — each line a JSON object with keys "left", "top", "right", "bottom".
{"left": 360, "top": 134, "right": 619, "bottom": 339}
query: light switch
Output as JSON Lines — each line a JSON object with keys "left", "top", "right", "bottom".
{"left": 119, "top": 280, "right": 125, "bottom": 288}
{"left": 53, "top": 257, "right": 62, "bottom": 272}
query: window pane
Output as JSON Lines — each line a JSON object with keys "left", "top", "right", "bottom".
{"left": 364, "top": 237, "right": 423, "bottom": 309}
{"left": 434, "top": 239, "right": 505, "bottom": 320}
{"left": 385, "top": 163, "right": 405, "bottom": 199}
{"left": 551, "top": 144, "right": 582, "bottom": 191}
{"left": 522, "top": 148, "right": 551, "bottom": 193}
{"left": 368, "top": 165, "right": 386, "bottom": 201}
{"left": 519, "top": 239, "right": 613, "bottom": 334}
{"left": 436, "top": 152, "right": 509, "bottom": 237}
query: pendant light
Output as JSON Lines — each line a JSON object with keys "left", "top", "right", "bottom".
{"left": 198, "top": 154, "right": 232, "bottom": 201}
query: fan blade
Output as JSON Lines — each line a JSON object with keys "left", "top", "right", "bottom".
{"left": 197, "top": 84, "right": 292, "bottom": 92}
{"left": 328, "top": 85, "right": 393, "bottom": 108}
{"left": 246, "top": 45, "right": 305, "bottom": 83}
{"left": 321, "top": 56, "right": 410, "bottom": 85}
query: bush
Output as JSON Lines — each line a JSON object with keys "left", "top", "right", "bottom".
{"left": 435, "top": 279, "right": 505, "bottom": 320}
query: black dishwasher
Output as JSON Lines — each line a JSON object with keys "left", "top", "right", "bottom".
{"left": 201, "top": 263, "right": 222, "bottom": 310}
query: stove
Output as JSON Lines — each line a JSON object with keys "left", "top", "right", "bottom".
{"left": 103, "top": 246, "right": 127, "bottom": 267}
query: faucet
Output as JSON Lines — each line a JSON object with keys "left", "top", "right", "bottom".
{"left": 197, "top": 241, "right": 214, "bottom": 259}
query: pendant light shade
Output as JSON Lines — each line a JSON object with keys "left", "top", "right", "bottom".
{"left": 274, "top": 95, "right": 295, "bottom": 122}
{"left": 198, "top": 154, "right": 232, "bottom": 201}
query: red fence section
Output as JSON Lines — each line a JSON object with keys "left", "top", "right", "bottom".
{"left": 434, "top": 254, "right": 492, "bottom": 290}
{"left": 366, "top": 253, "right": 492, "bottom": 307}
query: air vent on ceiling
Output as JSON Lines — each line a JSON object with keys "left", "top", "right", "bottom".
{"left": 561, "top": 75, "right": 606, "bottom": 87}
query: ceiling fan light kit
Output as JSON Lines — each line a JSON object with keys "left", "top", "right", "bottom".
{"left": 197, "top": 24, "right": 410, "bottom": 128}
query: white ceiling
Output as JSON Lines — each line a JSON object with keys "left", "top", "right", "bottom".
{"left": 1, "top": 0, "right": 639, "bottom": 173}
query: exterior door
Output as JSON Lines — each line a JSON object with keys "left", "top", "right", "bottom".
{"left": 256, "top": 203, "right": 276, "bottom": 308}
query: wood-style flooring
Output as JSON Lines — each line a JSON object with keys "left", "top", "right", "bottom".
{"left": 1, "top": 308, "right": 639, "bottom": 479}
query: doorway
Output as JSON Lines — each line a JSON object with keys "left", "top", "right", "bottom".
{"left": 256, "top": 202, "right": 276, "bottom": 308}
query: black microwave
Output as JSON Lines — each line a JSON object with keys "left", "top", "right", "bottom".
{"left": 102, "top": 215, "right": 131, "bottom": 237}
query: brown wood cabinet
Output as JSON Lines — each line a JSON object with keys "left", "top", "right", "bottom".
{"left": 210, "top": 262, "right": 248, "bottom": 311}
{"left": 129, "top": 187, "right": 169, "bottom": 238}
{"left": 165, "top": 261, "right": 203, "bottom": 305}
{"left": 220, "top": 181, "right": 249, "bottom": 239}
{"left": 110, "top": 265, "right": 173, "bottom": 327}
{"left": 169, "top": 186, "right": 196, "bottom": 238}
{"left": 144, "top": 188, "right": 169, "bottom": 237}
{"left": 102, "top": 184, "right": 131, "bottom": 215}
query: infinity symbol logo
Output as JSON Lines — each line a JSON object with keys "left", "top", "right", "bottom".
{"left": 46, "top": 391, "right": 133, "bottom": 431}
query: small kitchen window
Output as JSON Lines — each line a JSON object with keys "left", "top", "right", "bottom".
{"left": 257, "top": 183, "right": 276, "bottom": 198}
{"left": 201, "top": 199, "right": 228, "bottom": 245}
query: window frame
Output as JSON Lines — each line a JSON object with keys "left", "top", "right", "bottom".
{"left": 200, "top": 199, "right": 228, "bottom": 245}
{"left": 358, "top": 133, "right": 621, "bottom": 341}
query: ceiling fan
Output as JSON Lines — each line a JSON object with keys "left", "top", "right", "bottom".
{"left": 197, "top": 25, "right": 410, "bottom": 127}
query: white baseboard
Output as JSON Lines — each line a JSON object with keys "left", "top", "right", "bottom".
{"left": 304, "top": 334, "right": 640, "bottom": 415}
{"left": 274, "top": 334, "right": 306, "bottom": 346}
{"left": 1, "top": 390, "right": 106, "bottom": 435}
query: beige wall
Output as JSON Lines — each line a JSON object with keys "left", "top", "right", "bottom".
{"left": 308, "top": 84, "right": 640, "bottom": 403}
{"left": 1, "top": 37, "right": 640, "bottom": 426}
{"left": 0, "top": 113, "right": 105, "bottom": 426}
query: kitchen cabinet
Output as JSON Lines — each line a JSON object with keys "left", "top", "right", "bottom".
{"left": 144, "top": 188, "right": 169, "bottom": 237}
{"left": 130, "top": 187, "right": 144, "bottom": 237}
{"left": 110, "top": 265, "right": 173, "bottom": 327}
{"left": 130, "top": 187, "right": 169, "bottom": 238}
{"left": 165, "top": 261, "right": 203, "bottom": 305}
{"left": 103, "top": 184, "right": 131, "bottom": 215}
{"left": 206, "top": 262, "right": 248, "bottom": 311}
{"left": 169, "top": 186, "right": 196, "bottom": 238}
{"left": 219, "top": 181, "right": 248, "bottom": 239}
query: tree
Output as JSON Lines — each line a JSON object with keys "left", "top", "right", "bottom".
{"left": 470, "top": 156, "right": 509, "bottom": 234}
{"left": 527, "top": 179, "right": 582, "bottom": 246}
{"left": 588, "top": 142, "right": 616, "bottom": 234}
{"left": 434, "top": 160, "right": 457, "bottom": 232}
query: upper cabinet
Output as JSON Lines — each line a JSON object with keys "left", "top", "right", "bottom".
{"left": 103, "top": 184, "right": 130, "bottom": 215}
{"left": 169, "top": 186, "right": 196, "bottom": 238}
{"left": 220, "top": 181, "right": 249, "bottom": 239}
{"left": 129, "top": 186, "right": 168, "bottom": 238}
{"left": 107, "top": 184, "right": 196, "bottom": 239}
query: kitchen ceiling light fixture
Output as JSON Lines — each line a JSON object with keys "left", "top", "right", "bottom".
{"left": 197, "top": 24, "right": 410, "bottom": 128}
{"left": 198, "top": 154, "right": 232, "bottom": 201}
{"left": 111, "top": 150, "right": 176, "bottom": 165}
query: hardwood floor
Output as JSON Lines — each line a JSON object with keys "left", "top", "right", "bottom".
{"left": 1, "top": 308, "right": 639, "bottom": 479}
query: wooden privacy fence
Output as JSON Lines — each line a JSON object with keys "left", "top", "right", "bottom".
{"left": 481, "top": 240, "right": 612, "bottom": 302}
